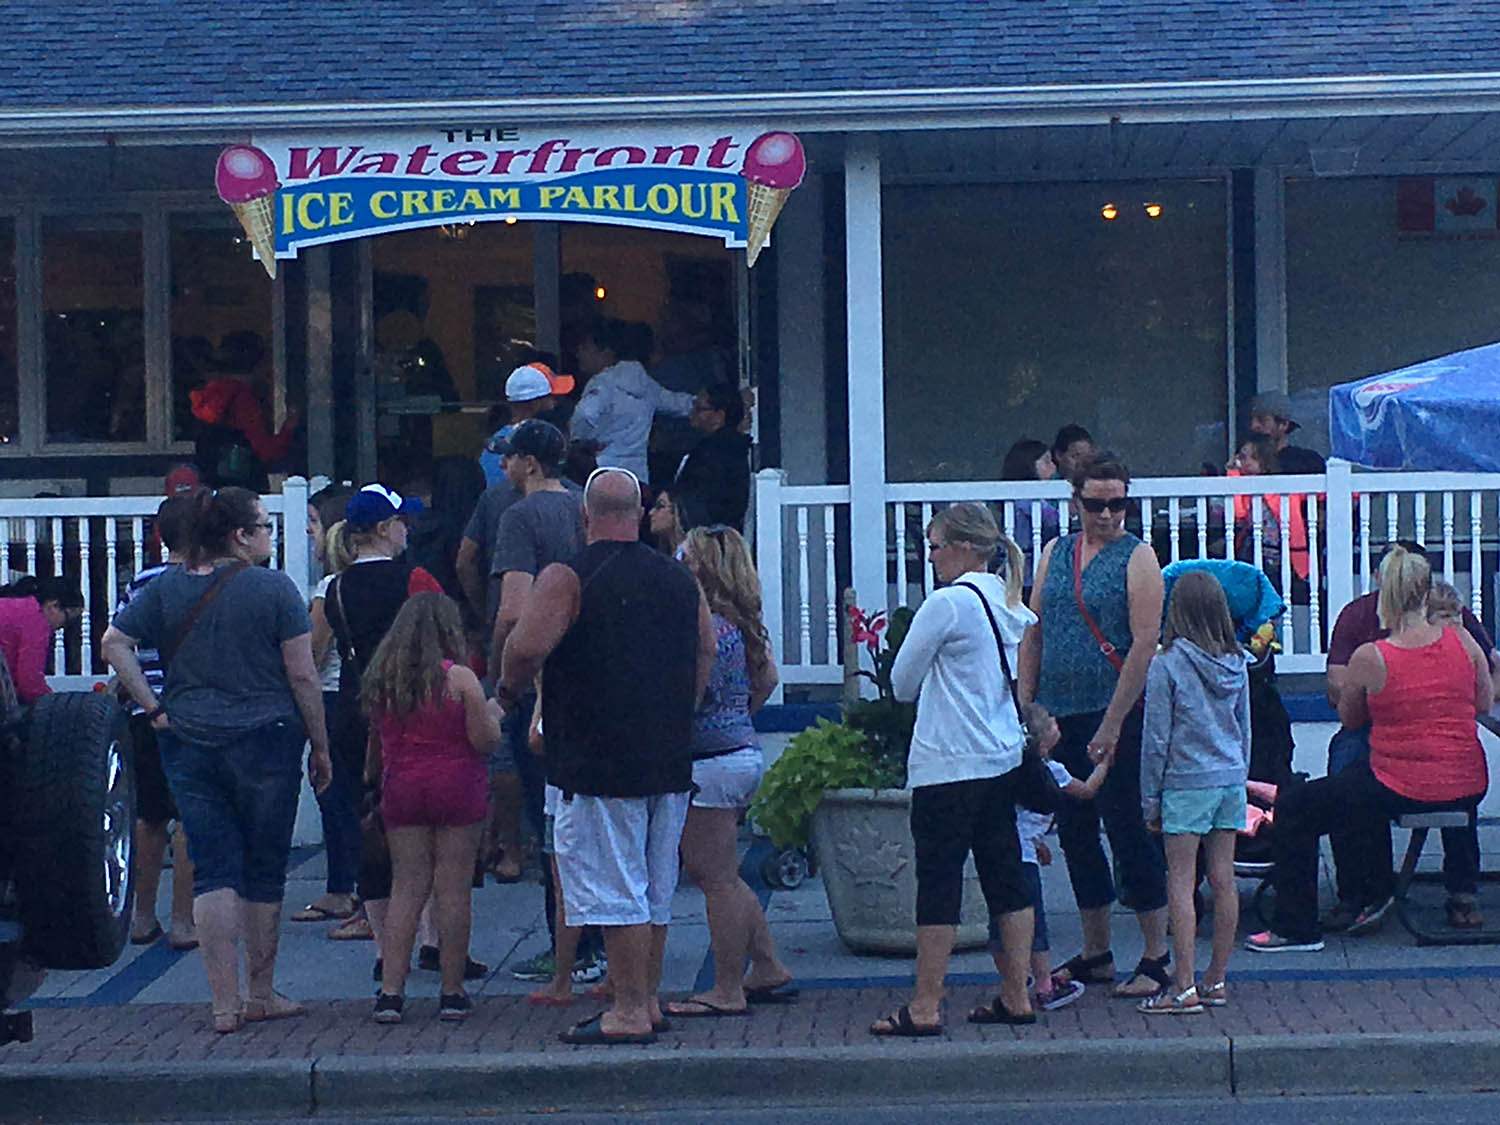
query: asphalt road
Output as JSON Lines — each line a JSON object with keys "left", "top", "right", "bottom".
{"left": 174, "top": 1092, "right": 1500, "bottom": 1125}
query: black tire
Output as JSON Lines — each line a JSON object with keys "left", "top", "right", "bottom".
{"left": 13, "top": 693, "right": 134, "bottom": 970}
{"left": 762, "top": 848, "right": 809, "bottom": 890}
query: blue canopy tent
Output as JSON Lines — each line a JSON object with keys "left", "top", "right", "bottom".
{"left": 1329, "top": 343, "right": 1500, "bottom": 471}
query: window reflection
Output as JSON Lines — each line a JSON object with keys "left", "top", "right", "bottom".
{"left": 43, "top": 215, "right": 145, "bottom": 444}
{"left": 0, "top": 219, "right": 16, "bottom": 444}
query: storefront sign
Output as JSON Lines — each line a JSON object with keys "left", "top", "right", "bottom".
{"left": 215, "top": 126, "right": 804, "bottom": 277}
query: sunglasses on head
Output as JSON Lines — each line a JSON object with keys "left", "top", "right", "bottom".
{"left": 1077, "top": 496, "right": 1130, "bottom": 514}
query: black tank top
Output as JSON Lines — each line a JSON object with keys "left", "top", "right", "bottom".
{"left": 543, "top": 540, "right": 700, "bottom": 797}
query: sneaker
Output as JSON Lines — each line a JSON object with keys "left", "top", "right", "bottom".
{"left": 1345, "top": 895, "right": 1395, "bottom": 936}
{"left": 418, "top": 946, "right": 490, "bottom": 980}
{"left": 511, "top": 950, "right": 556, "bottom": 982}
{"left": 1244, "top": 930, "right": 1324, "bottom": 953}
{"left": 1318, "top": 901, "right": 1362, "bottom": 934}
{"left": 372, "top": 993, "right": 403, "bottom": 1024}
{"left": 1037, "top": 976, "right": 1085, "bottom": 1012}
{"left": 438, "top": 992, "right": 473, "bottom": 1021}
{"left": 570, "top": 949, "right": 607, "bottom": 984}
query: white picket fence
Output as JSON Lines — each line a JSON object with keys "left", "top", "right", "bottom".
{"left": 756, "top": 461, "right": 1500, "bottom": 700}
{"left": 1, "top": 477, "right": 311, "bottom": 690}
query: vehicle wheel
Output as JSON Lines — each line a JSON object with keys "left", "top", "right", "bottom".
{"left": 13, "top": 693, "right": 134, "bottom": 971}
{"left": 762, "top": 848, "right": 809, "bottom": 890}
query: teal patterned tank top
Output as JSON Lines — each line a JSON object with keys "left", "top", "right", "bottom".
{"left": 1037, "top": 532, "right": 1141, "bottom": 717}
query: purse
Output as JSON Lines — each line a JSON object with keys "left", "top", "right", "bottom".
{"left": 953, "top": 581, "right": 1060, "bottom": 814}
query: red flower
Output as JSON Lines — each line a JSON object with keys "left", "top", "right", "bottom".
{"left": 847, "top": 604, "right": 887, "bottom": 655}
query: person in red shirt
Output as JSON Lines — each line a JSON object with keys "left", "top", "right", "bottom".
{"left": 1248, "top": 547, "right": 1492, "bottom": 951}
{"left": 0, "top": 576, "right": 82, "bottom": 705}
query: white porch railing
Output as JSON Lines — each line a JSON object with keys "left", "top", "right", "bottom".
{"left": 756, "top": 461, "right": 1500, "bottom": 699}
{"left": 1, "top": 477, "right": 311, "bottom": 691}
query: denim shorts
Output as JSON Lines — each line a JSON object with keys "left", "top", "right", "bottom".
{"left": 1161, "top": 785, "right": 1247, "bottom": 836}
{"left": 158, "top": 718, "right": 307, "bottom": 903}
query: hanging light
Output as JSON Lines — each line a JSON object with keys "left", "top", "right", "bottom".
{"left": 595, "top": 286, "right": 607, "bottom": 301}
{"left": 1144, "top": 202, "right": 1164, "bottom": 219}
{"left": 1100, "top": 203, "right": 1118, "bottom": 221}
{"left": 504, "top": 215, "right": 518, "bottom": 225}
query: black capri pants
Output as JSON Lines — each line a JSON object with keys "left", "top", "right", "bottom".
{"left": 910, "top": 768, "right": 1031, "bottom": 926}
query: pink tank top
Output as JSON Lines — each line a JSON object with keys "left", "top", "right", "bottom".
{"left": 1368, "top": 628, "right": 1487, "bottom": 802}
{"left": 377, "top": 662, "right": 477, "bottom": 775}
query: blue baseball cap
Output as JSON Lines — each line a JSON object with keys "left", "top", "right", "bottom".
{"left": 345, "top": 483, "right": 423, "bottom": 528}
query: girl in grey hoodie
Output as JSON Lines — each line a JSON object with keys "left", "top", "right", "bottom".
{"left": 1138, "top": 570, "right": 1251, "bottom": 1015}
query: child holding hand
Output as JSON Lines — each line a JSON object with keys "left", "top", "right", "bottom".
{"left": 1139, "top": 570, "right": 1251, "bottom": 1015}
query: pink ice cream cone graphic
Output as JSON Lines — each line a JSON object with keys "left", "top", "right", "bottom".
{"left": 740, "top": 132, "right": 806, "bottom": 267}
{"left": 215, "top": 146, "right": 281, "bottom": 279}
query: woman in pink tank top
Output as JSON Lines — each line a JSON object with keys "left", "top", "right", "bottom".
{"left": 1249, "top": 547, "right": 1492, "bottom": 953}
{"left": 360, "top": 592, "right": 502, "bottom": 1023}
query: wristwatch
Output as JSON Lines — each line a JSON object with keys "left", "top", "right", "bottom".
{"left": 147, "top": 704, "right": 167, "bottom": 721}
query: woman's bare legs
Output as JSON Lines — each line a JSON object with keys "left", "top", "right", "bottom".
{"left": 1199, "top": 829, "right": 1239, "bottom": 992}
{"left": 431, "top": 823, "right": 484, "bottom": 996}
{"left": 380, "top": 827, "right": 435, "bottom": 999}
{"left": 1163, "top": 832, "right": 1202, "bottom": 994}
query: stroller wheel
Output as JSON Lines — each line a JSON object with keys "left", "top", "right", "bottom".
{"left": 762, "top": 848, "right": 809, "bottom": 890}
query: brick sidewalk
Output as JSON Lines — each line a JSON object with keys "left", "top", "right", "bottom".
{"left": 9, "top": 975, "right": 1500, "bottom": 1068}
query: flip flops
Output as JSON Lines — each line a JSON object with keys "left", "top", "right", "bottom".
{"left": 328, "top": 915, "right": 374, "bottom": 941}
{"left": 1054, "top": 950, "right": 1116, "bottom": 985}
{"left": 663, "top": 998, "right": 752, "bottom": 1018}
{"left": 291, "top": 901, "right": 356, "bottom": 922}
{"left": 869, "top": 1004, "right": 943, "bottom": 1037}
{"left": 745, "top": 981, "right": 799, "bottom": 1005}
{"left": 130, "top": 922, "right": 164, "bottom": 945}
{"left": 966, "top": 996, "right": 1037, "bottom": 1025}
{"left": 558, "top": 1013, "right": 656, "bottom": 1046}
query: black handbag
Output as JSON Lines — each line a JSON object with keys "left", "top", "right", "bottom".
{"left": 953, "top": 581, "right": 1061, "bottom": 815}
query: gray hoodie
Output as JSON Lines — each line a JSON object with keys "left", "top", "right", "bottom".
{"left": 1139, "top": 639, "right": 1251, "bottom": 823}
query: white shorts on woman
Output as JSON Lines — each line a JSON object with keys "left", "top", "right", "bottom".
{"left": 690, "top": 746, "right": 763, "bottom": 809}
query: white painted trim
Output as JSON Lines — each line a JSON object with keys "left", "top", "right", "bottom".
{"left": 843, "top": 138, "right": 888, "bottom": 629}
{"left": 13, "top": 73, "right": 1500, "bottom": 137}
{"left": 1253, "top": 166, "right": 1288, "bottom": 394}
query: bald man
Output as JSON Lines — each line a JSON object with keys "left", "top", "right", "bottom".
{"left": 500, "top": 468, "right": 716, "bottom": 1045}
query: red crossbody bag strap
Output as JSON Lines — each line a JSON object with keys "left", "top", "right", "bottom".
{"left": 1071, "top": 537, "right": 1125, "bottom": 675}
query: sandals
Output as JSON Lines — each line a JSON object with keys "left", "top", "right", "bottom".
{"left": 1447, "top": 897, "right": 1485, "bottom": 929}
{"left": 1055, "top": 950, "right": 1116, "bottom": 985}
{"left": 558, "top": 1013, "right": 656, "bottom": 1046}
{"left": 1138, "top": 985, "right": 1204, "bottom": 1015}
{"left": 1111, "top": 952, "right": 1171, "bottom": 999}
{"left": 291, "top": 900, "right": 357, "bottom": 922}
{"left": 1199, "top": 981, "right": 1228, "bottom": 1007}
{"left": 966, "top": 996, "right": 1037, "bottom": 1025}
{"left": 328, "top": 914, "right": 374, "bottom": 941}
{"left": 869, "top": 1004, "right": 943, "bottom": 1037}
{"left": 212, "top": 1006, "right": 243, "bottom": 1035}
{"left": 663, "top": 998, "right": 752, "bottom": 1018}
{"left": 244, "top": 992, "right": 305, "bottom": 1023}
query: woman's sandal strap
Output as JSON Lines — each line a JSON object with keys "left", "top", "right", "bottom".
{"left": 1056, "top": 951, "right": 1114, "bottom": 982}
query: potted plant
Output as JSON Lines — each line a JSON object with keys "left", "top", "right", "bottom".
{"left": 751, "top": 601, "right": 990, "bottom": 954}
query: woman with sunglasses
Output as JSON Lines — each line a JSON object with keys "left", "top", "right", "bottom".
{"left": 1017, "top": 452, "right": 1170, "bottom": 999}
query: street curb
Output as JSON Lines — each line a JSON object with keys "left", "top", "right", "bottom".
{"left": 313, "top": 1038, "right": 1229, "bottom": 1114}
{"left": 0, "top": 1058, "right": 311, "bottom": 1123}
{"left": 1232, "top": 1030, "right": 1500, "bottom": 1095}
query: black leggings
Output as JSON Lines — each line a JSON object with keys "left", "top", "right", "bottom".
{"left": 910, "top": 770, "right": 1031, "bottom": 926}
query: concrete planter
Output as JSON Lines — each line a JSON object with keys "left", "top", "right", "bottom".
{"left": 810, "top": 787, "right": 989, "bottom": 955}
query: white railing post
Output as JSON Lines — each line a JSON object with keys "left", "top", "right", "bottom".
{"left": 280, "top": 476, "right": 311, "bottom": 603}
{"left": 844, "top": 138, "right": 889, "bottom": 645}
{"left": 1325, "top": 458, "right": 1356, "bottom": 630}
{"left": 755, "top": 468, "right": 787, "bottom": 704}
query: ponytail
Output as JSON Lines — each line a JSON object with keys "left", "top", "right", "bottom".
{"left": 995, "top": 534, "right": 1024, "bottom": 608}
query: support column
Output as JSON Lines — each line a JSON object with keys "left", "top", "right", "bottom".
{"left": 776, "top": 174, "right": 826, "bottom": 484}
{"left": 304, "top": 245, "right": 335, "bottom": 480}
{"left": 1253, "top": 166, "right": 1287, "bottom": 393}
{"left": 844, "top": 138, "right": 888, "bottom": 619}
{"left": 533, "top": 223, "right": 561, "bottom": 358}
{"left": 355, "top": 239, "right": 377, "bottom": 483}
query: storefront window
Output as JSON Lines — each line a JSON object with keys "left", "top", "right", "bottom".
{"left": 42, "top": 215, "right": 145, "bottom": 444}
{"left": 0, "top": 218, "right": 16, "bottom": 445}
{"left": 169, "top": 213, "right": 275, "bottom": 441}
{"left": 882, "top": 178, "right": 1228, "bottom": 480}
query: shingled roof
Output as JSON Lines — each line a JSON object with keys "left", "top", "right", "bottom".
{"left": 3, "top": 1, "right": 1500, "bottom": 110}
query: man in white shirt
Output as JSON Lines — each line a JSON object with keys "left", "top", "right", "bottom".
{"left": 570, "top": 320, "right": 695, "bottom": 482}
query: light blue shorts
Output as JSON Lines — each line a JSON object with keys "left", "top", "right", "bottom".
{"left": 1161, "top": 785, "right": 1246, "bottom": 836}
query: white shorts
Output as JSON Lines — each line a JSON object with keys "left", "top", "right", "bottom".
{"left": 690, "top": 747, "right": 764, "bottom": 809}
{"left": 553, "top": 791, "right": 691, "bottom": 927}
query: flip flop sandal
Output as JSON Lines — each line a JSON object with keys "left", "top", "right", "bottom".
{"left": 966, "top": 996, "right": 1038, "bottom": 1025}
{"left": 745, "top": 982, "right": 799, "bottom": 1005}
{"left": 526, "top": 991, "right": 578, "bottom": 1008}
{"left": 244, "top": 992, "right": 305, "bottom": 1023}
{"left": 167, "top": 934, "right": 200, "bottom": 952}
{"left": 1054, "top": 950, "right": 1115, "bottom": 984}
{"left": 328, "top": 915, "right": 374, "bottom": 941}
{"left": 869, "top": 1004, "right": 943, "bottom": 1037}
{"left": 1111, "top": 953, "right": 1172, "bottom": 999}
{"left": 130, "top": 922, "right": 164, "bottom": 945}
{"left": 558, "top": 1013, "right": 657, "bottom": 1046}
{"left": 663, "top": 998, "right": 752, "bottom": 1018}
{"left": 291, "top": 902, "right": 356, "bottom": 922}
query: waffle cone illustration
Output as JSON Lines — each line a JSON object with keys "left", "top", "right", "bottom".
{"left": 745, "top": 183, "right": 792, "bottom": 268}
{"left": 228, "top": 196, "right": 277, "bottom": 280}
{"left": 740, "top": 132, "right": 806, "bottom": 268}
{"left": 215, "top": 146, "right": 281, "bottom": 280}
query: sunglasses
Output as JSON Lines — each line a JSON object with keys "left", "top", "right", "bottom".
{"left": 1077, "top": 496, "right": 1130, "bottom": 514}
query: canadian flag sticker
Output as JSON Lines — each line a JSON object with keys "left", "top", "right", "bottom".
{"left": 1397, "top": 178, "right": 1500, "bottom": 237}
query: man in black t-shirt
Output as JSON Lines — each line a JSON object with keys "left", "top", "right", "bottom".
{"left": 500, "top": 468, "right": 716, "bottom": 1046}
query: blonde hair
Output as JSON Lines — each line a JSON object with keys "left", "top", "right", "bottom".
{"left": 1377, "top": 545, "right": 1430, "bottom": 631}
{"left": 1163, "top": 569, "right": 1240, "bottom": 657}
{"left": 322, "top": 519, "right": 356, "bottom": 575}
{"left": 682, "top": 526, "right": 772, "bottom": 686}
{"left": 1427, "top": 577, "right": 1463, "bottom": 625}
{"left": 360, "top": 592, "right": 469, "bottom": 719}
{"left": 928, "top": 502, "right": 1023, "bottom": 607}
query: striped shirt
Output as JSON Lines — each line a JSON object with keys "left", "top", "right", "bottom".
{"left": 115, "top": 563, "right": 170, "bottom": 715}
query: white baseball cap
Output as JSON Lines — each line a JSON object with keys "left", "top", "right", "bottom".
{"left": 505, "top": 363, "right": 574, "bottom": 403}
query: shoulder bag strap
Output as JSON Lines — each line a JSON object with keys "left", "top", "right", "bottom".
{"left": 330, "top": 573, "right": 358, "bottom": 669}
{"left": 953, "top": 580, "right": 1026, "bottom": 730}
{"left": 1071, "top": 537, "right": 1126, "bottom": 674}
{"left": 161, "top": 561, "right": 250, "bottom": 668}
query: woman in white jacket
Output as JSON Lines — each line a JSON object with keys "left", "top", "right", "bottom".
{"left": 869, "top": 502, "right": 1039, "bottom": 1036}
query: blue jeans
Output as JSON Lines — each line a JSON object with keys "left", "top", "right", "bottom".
{"left": 1052, "top": 708, "right": 1167, "bottom": 914}
{"left": 158, "top": 718, "right": 307, "bottom": 903}
{"left": 313, "top": 692, "right": 361, "bottom": 896}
